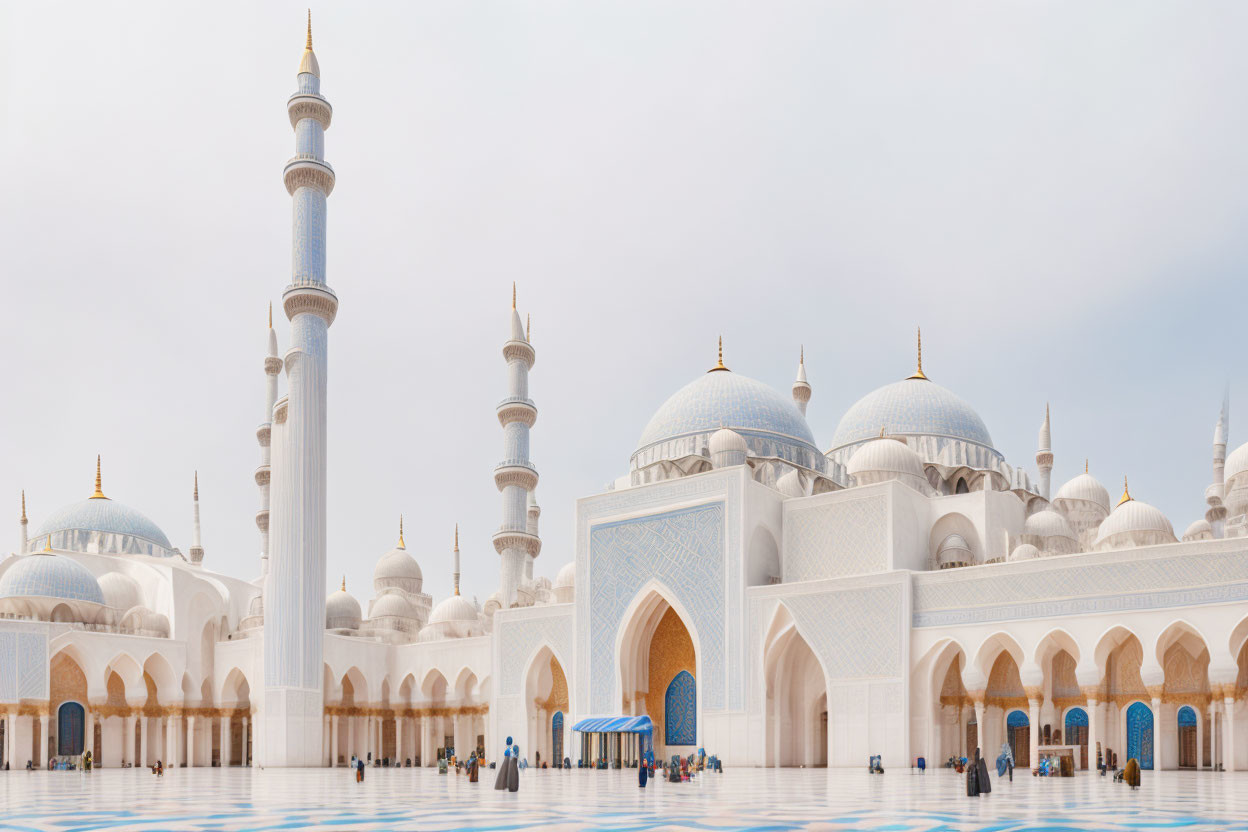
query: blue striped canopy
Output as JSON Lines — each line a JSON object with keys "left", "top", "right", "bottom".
{"left": 571, "top": 715, "right": 654, "bottom": 734}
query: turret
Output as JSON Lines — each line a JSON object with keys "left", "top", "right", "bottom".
{"left": 493, "top": 283, "right": 541, "bottom": 608}
{"left": 792, "top": 346, "right": 811, "bottom": 417}
{"left": 525, "top": 490, "right": 540, "bottom": 581}
{"left": 189, "top": 472, "right": 204, "bottom": 565}
{"left": 1036, "top": 403, "right": 1053, "bottom": 501}
{"left": 19, "top": 490, "right": 27, "bottom": 555}
{"left": 257, "top": 303, "right": 282, "bottom": 574}
{"left": 453, "top": 523, "right": 461, "bottom": 596}
{"left": 1207, "top": 391, "right": 1230, "bottom": 537}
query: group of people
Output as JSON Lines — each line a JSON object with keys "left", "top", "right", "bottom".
{"left": 494, "top": 737, "right": 521, "bottom": 792}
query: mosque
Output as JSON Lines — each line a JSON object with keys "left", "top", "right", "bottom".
{"left": 1, "top": 19, "right": 1246, "bottom": 775}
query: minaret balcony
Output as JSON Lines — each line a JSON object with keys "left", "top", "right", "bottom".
{"left": 255, "top": 510, "right": 270, "bottom": 532}
{"left": 494, "top": 460, "right": 538, "bottom": 492}
{"left": 502, "top": 339, "right": 535, "bottom": 367}
{"left": 496, "top": 397, "right": 537, "bottom": 428}
{"left": 491, "top": 528, "right": 542, "bottom": 557}
{"left": 283, "top": 156, "right": 335, "bottom": 196}
{"left": 254, "top": 465, "right": 271, "bottom": 487}
{"left": 256, "top": 422, "right": 272, "bottom": 446}
{"left": 283, "top": 282, "right": 338, "bottom": 326}
{"left": 286, "top": 92, "right": 333, "bottom": 129}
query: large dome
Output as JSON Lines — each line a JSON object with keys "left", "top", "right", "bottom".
{"left": 633, "top": 369, "right": 821, "bottom": 472}
{"left": 0, "top": 553, "right": 105, "bottom": 604}
{"left": 36, "top": 498, "right": 173, "bottom": 556}
{"left": 830, "top": 378, "right": 994, "bottom": 453}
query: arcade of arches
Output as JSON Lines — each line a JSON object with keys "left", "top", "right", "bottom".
{"left": 928, "top": 625, "right": 1248, "bottom": 772}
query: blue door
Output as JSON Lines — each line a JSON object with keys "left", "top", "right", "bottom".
{"left": 1065, "top": 708, "right": 1089, "bottom": 769}
{"left": 57, "top": 702, "right": 85, "bottom": 756}
{"left": 1006, "top": 710, "right": 1029, "bottom": 765}
{"left": 1126, "top": 701, "right": 1153, "bottom": 770}
{"left": 552, "top": 711, "right": 563, "bottom": 764}
{"left": 664, "top": 671, "right": 696, "bottom": 746}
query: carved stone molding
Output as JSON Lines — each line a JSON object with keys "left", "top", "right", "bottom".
{"left": 287, "top": 94, "right": 333, "bottom": 129}
{"left": 492, "top": 529, "right": 542, "bottom": 557}
{"left": 254, "top": 466, "right": 271, "bottom": 487}
{"left": 255, "top": 510, "right": 269, "bottom": 532}
{"left": 494, "top": 464, "right": 538, "bottom": 492}
{"left": 283, "top": 283, "right": 339, "bottom": 326}
{"left": 496, "top": 400, "right": 538, "bottom": 428}
{"left": 283, "top": 158, "right": 336, "bottom": 196}
{"left": 264, "top": 356, "right": 284, "bottom": 375}
{"left": 255, "top": 423, "right": 271, "bottom": 446}
{"left": 502, "top": 339, "right": 535, "bottom": 367}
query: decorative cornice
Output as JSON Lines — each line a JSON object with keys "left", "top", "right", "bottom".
{"left": 283, "top": 283, "right": 338, "bottom": 326}
{"left": 264, "top": 356, "right": 284, "bottom": 375}
{"left": 256, "top": 423, "right": 271, "bottom": 447}
{"left": 255, "top": 510, "right": 270, "bottom": 532}
{"left": 496, "top": 399, "right": 538, "bottom": 428}
{"left": 287, "top": 93, "right": 333, "bottom": 129}
{"left": 502, "top": 339, "right": 535, "bottom": 368}
{"left": 492, "top": 529, "right": 542, "bottom": 557}
{"left": 493, "top": 462, "right": 538, "bottom": 492}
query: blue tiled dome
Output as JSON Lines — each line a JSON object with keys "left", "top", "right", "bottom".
{"left": 637, "top": 371, "right": 818, "bottom": 453}
{"left": 35, "top": 498, "right": 172, "bottom": 555}
{"left": 0, "top": 553, "right": 105, "bottom": 604}
{"left": 830, "top": 378, "right": 994, "bottom": 452}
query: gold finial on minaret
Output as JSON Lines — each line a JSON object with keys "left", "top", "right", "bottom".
{"left": 306, "top": 9, "right": 313, "bottom": 50}
{"left": 512, "top": 281, "right": 516, "bottom": 310}
{"left": 398, "top": 514, "right": 405, "bottom": 548}
{"left": 526, "top": 313, "right": 531, "bottom": 342}
{"left": 1117, "top": 476, "right": 1132, "bottom": 507}
{"left": 1085, "top": 458, "right": 1089, "bottom": 474}
{"left": 709, "top": 335, "right": 729, "bottom": 372}
{"left": 453, "top": 523, "right": 460, "bottom": 595}
{"left": 90, "top": 455, "right": 108, "bottom": 500}
{"left": 800, "top": 345, "right": 804, "bottom": 365}
{"left": 194, "top": 471, "right": 199, "bottom": 501}
{"left": 268, "top": 302, "right": 273, "bottom": 330}
{"left": 907, "top": 327, "right": 928, "bottom": 380}
{"left": 20, "top": 490, "right": 26, "bottom": 523}
{"left": 879, "top": 425, "right": 886, "bottom": 438}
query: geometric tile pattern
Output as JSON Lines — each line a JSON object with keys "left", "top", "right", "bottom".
{"left": 783, "top": 584, "right": 903, "bottom": 680}
{"left": 914, "top": 546, "right": 1248, "bottom": 627}
{"left": 5, "top": 767, "right": 1246, "bottom": 831}
{"left": 784, "top": 494, "right": 888, "bottom": 582}
{"left": 17, "top": 631, "right": 48, "bottom": 700}
{"left": 497, "top": 610, "right": 572, "bottom": 698}
{"left": 587, "top": 503, "right": 725, "bottom": 714}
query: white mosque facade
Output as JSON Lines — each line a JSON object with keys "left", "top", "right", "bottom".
{"left": 2, "top": 23, "right": 1248, "bottom": 775}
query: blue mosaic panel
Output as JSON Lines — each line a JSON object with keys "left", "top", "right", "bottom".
{"left": 552, "top": 712, "right": 564, "bottom": 762}
{"left": 0, "top": 631, "right": 16, "bottom": 701}
{"left": 1177, "top": 706, "right": 1197, "bottom": 727}
{"left": 1065, "top": 708, "right": 1088, "bottom": 730}
{"left": 1127, "top": 702, "right": 1154, "bottom": 770}
{"left": 588, "top": 502, "right": 725, "bottom": 713}
{"left": 665, "top": 670, "right": 696, "bottom": 746}
{"left": 1007, "top": 710, "right": 1029, "bottom": 728}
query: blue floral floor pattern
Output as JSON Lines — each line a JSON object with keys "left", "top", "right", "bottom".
{"left": 2, "top": 767, "right": 1247, "bottom": 832}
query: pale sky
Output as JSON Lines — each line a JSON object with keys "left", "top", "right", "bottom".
{"left": 3, "top": 1, "right": 1248, "bottom": 605}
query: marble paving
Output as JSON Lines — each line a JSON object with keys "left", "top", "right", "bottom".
{"left": 2, "top": 766, "right": 1247, "bottom": 832}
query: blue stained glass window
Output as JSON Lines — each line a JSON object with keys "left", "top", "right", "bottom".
{"left": 58, "top": 701, "right": 85, "bottom": 756}
{"left": 1006, "top": 710, "right": 1029, "bottom": 728}
{"left": 552, "top": 711, "right": 564, "bottom": 762}
{"left": 1065, "top": 708, "right": 1088, "bottom": 729}
{"left": 1127, "top": 701, "right": 1154, "bottom": 770}
{"left": 665, "top": 671, "right": 696, "bottom": 746}
{"left": 1177, "top": 706, "right": 1197, "bottom": 727}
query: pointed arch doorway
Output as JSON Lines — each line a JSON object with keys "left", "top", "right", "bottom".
{"left": 618, "top": 589, "right": 698, "bottom": 763}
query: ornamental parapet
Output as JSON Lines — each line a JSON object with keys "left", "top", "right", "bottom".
{"left": 1035, "top": 452, "right": 1053, "bottom": 468}
{"left": 264, "top": 356, "right": 284, "bottom": 375}
{"left": 283, "top": 156, "right": 336, "bottom": 196}
{"left": 254, "top": 465, "right": 271, "bottom": 487}
{"left": 255, "top": 510, "right": 269, "bottom": 532}
{"left": 496, "top": 397, "right": 537, "bottom": 428}
{"left": 494, "top": 460, "right": 538, "bottom": 491}
{"left": 283, "top": 282, "right": 339, "bottom": 326}
{"left": 256, "top": 422, "right": 271, "bottom": 446}
{"left": 287, "top": 93, "right": 333, "bottom": 129}
{"left": 492, "top": 528, "right": 542, "bottom": 557}
{"left": 502, "top": 338, "right": 535, "bottom": 368}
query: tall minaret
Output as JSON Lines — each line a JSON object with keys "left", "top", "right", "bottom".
{"left": 189, "top": 472, "right": 205, "bottom": 565}
{"left": 525, "top": 490, "right": 540, "bottom": 581}
{"left": 792, "top": 346, "right": 811, "bottom": 417}
{"left": 257, "top": 304, "right": 281, "bottom": 574}
{"left": 263, "top": 12, "right": 337, "bottom": 768}
{"left": 1207, "top": 391, "right": 1230, "bottom": 537}
{"left": 493, "top": 284, "right": 540, "bottom": 608}
{"left": 19, "top": 491, "right": 27, "bottom": 555}
{"left": 1036, "top": 403, "right": 1053, "bottom": 501}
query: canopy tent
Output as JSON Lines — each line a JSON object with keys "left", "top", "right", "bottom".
{"left": 571, "top": 715, "right": 653, "bottom": 768}
{"left": 572, "top": 715, "right": 654, "bottom": 734}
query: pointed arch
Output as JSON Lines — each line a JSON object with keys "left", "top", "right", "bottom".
{"left": 761, "top": 602, "right": 830, "bottom": 767}
{"left": 973, "top": 631, "right": 1025, "bottom": 682}
{"left": 614, "top": 579, "right": 703, "bottom": 716}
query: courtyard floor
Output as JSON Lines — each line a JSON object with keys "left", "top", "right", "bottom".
{"left": 1, "top": 766, "right": 1247, "bottom": 832}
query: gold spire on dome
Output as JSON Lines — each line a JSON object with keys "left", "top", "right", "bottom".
{"left": 879, "top": 425, "right": 887, "bottom": 438}
{"left": 298, "top": 10, "right": 320, "bottom": 76}
{"left": 1117, "top": 476, "right": 1132, "bottom": 507}
{"left": 44, "top": 534, "right": 53, "bottom": 553}
{"left": 1085, "top": 458, "right": 1089, "bottom": 474}
{"left": 398, "top": 515, "right": 405, "bottom": 549}
{"left": 20, "top": 490, "right": 26, "bottom": 523}
{"left": 454, "top": 523, "right": 459, "bottom": 551}
{"left": 90, "top": 455, "right": 108, "bottom": 500}
{"left": 906, "top": 327, "right": 928, "bottom": 380}
{"left": 341, "top": 575, "right": 346, "bottom": 592}
{"left": 708, "top": 336, "right": 729, "bottom": 373}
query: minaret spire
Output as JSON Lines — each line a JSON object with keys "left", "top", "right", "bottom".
{"left": 1207, "top": 388, "right": 1231, "bottom": 537}
{"left": 264, "top": 14, "right": 337, "bottom": 766}
{"left": 306, "top": 9, "right": 313, "bottom": 50}
{"left": 708, "top": 335, "right": 729, "bottom": 372}
{"left": 1036, "top": 402, "right": 1053, "bottom": 501}
{"left": 453, "top": 524, "right": 461, "bottom": 596}
{"left": 257, "top": 304, "right": 282, "bottom": 575}
{"left": 19, "top": 490, "right": 28, "bottom": 555}
{"left": 907, "top": 327, "right": 928, "bottom": 380}
{"left": 189, "top": 471, "right": 204, "bottom": 565}
{"left": 792, "top": 345, "right": 811, "bottom": 417}
{"left": 494, "top": 287, "right": 541, "bottom": 608}
{"left": 398, "top": 515, "right": 405, "bottom": 549}
{"left": 90, "top": 455, "right": 108, "bottom": 500}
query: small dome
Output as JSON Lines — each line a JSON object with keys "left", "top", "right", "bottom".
{"left": 247, "top": 593, "right": 264, "bottom": 618}
{"left": 429, "top": 594, "right": 478, "bottom": 625}
{"left": 374, "top": 544, "right": 423, "bottom": 594}
{"left": 936, "top": 533, "right": 973, "bottom": 567}
{"left": 709, "top": 428, "right": 748, "bottom": 455}
{"left": 1053, "top": 472, "right": 1111, "bottom": 514}
{"left": 97, "top": 572, "right": 143, "bottom": 610}
{"left": 326, "top": 584, "right": 362, "bottom": 630}
{"left": 1023, "top": 510, "right": 1077, "bottom": 541}
{"left": 847, "top": 437, "right": 925, "bottom": 480}
{"left": 1094, "top": 497, "right": 1177, "bottom": 550}
{"left": 831, "top": 378, "right": 994, "bottom": 452}
{"left": 1182, "top": 518, "right": 1213, "bottom": 542}
{"left": 119, "top": 605, "right": 170, "bottom": 637}
{"left": 776, "top": 469, "right": 805, "bottom": 498}
{"left": 1225, "top": 441, "right": 1248, "bottom": 484}
{"left": 0, "top": 553, "right": 105, "bottom": 604}
{"left": 1009, "top": 543, "right": 1041, "bottom": 561}
{"left": 554, "top": 561, "right": 576, "bottom": 589}
{"left": 370, "top": 592, "right": 418, "bottom": 620}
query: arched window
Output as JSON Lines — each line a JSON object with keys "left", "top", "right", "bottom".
{"left": 664, "top": 670, "right": 696, "bottom": 746}
{"left": 955, "top": 477, "right": 969, "bottom": 494}
{"left": 552, "top": 711, "right": 564, "bottom": 764}
{"left": 1006, "top": 710, "right": 1029, "bottom": 766}
{"left": 1126, "top": 702, "right": 1154, "bottom": 770}
{"left": 57, "top": 701, "right": 85, "bottom": 756}
{"left": 1065, "top": 707, "right": 1089, "bottom": 769}
{"left": 1177, "top": 706, "right": 1197, "bottom": 768}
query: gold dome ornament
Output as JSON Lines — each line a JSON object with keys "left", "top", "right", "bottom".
{"left": 298, "top": 9, "right": 320, "bottom": 77}
{"left": 906, "top": 327, "right": 928, "bottom": 381}
{"left": 1117, "top": 476, "right": 1133, "bottom": 507}
{"left": 90, "top": 455, "right": 109, "bottom": 500}
{"left": 708, "top": 336, "right": 729, "bottom": 373}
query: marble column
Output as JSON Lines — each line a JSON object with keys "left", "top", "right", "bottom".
{"left": 421, "top": 717, "right": 431, "bottom": 766}
{"left": 329, "top": 715, "right": 339, "bottom": 766}
{"left": 1223, "top": 689, "right": 1236, "bottom": 772}
{"left": 395, "top": 717, "right": 403, "bottom": 764}
{"left": 186, "top": 716, "right": 196, "bottom": 767}
{"left": 242, "top": 717, "right": 249, "bottom": 765}
{"left": 1028, "top": 698, "right": 1040, "bottom": 769}
{"left": 220, "top": 716, "right": 230, "bottom": 767}
{"left": 1197, "top": 710, "right": 1204, "bottom": 771}
{"left": 86, "top": 711, "right": 96, "bottom": 763}
{"left": 138, "top": 716, "right": 148, "bottom": 769}
{"left": 972, "top": 696, "right": 986, "bottom": 757}
{"left": 165, "top": 717, "right": 175, "bottom": 767}
{"left": 1086, "top": 697, "right": 1099, "bottom": 770}
{"left": 124, "top": 716, "right": 136, "bottom": 767}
